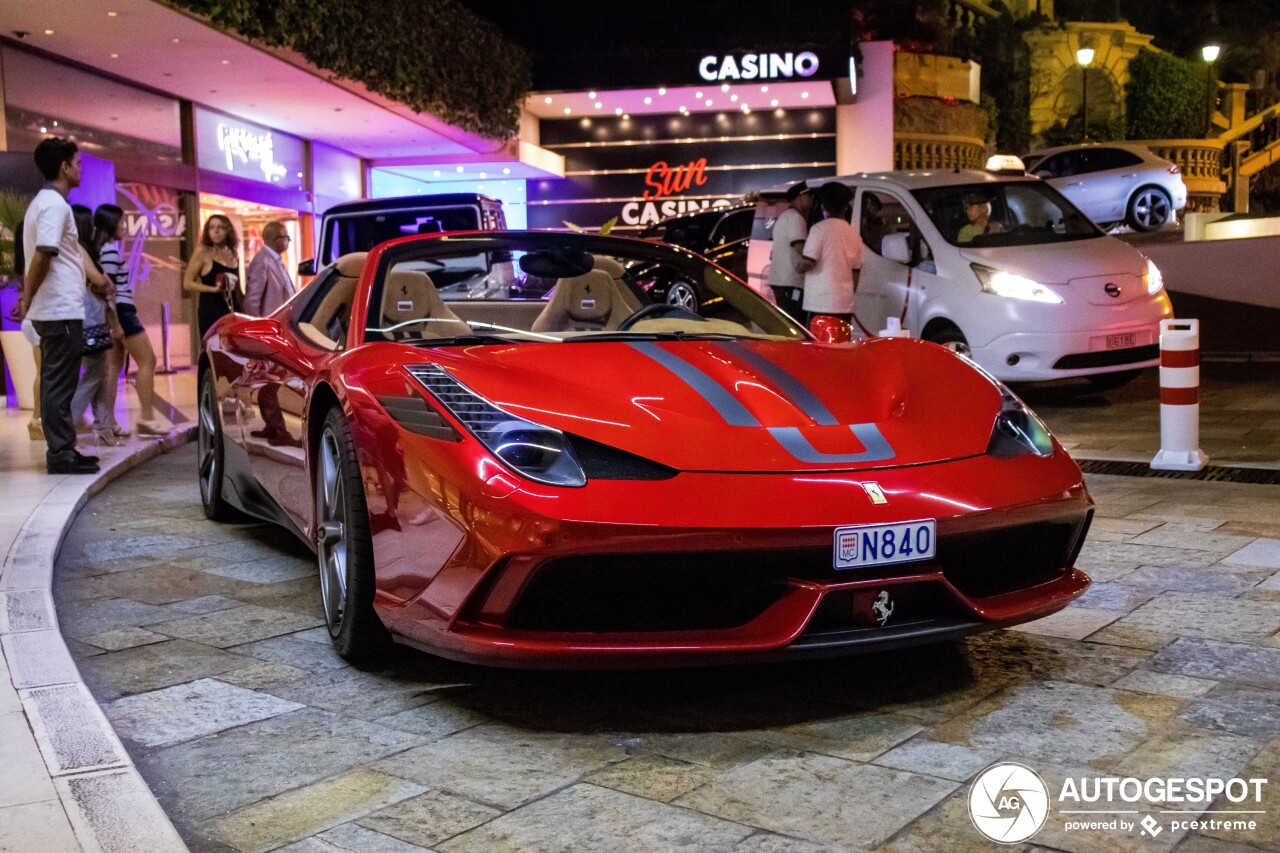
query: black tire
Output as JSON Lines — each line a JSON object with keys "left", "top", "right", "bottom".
{"left": 1085, "top": 369, "right": 1141, "bottom": 392}
{"left": 924, "top": 323, "right": 971, "bottom": 358}
{"left": 315, "top": 407, "right": 389, "bottom": 660}
{"left": 665, "top": 280, "right": 699, "bottom": 313}
{"left": 1126, "top": 186, "right": 1172, "bottom": 232}
{"left": 197, "top": 370, "right": 237, "bottom": 522}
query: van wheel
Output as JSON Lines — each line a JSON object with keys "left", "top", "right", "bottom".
{"left": 924, "top": 324, "right": 971, "bottom": 358}
{"left": 1127, "top": 187, "right": 1171, "bottom": 231}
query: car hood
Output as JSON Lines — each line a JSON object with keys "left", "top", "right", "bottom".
{"left": 413, "top": 337, "right": 1005, "bottom": 473}
{"left": 960, "top": 236, "right": 1143, "bottom": 286}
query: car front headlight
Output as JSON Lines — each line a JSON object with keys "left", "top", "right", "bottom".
{"left": 971, "top": 264, "right": 1063, "bottom": 304}
{"left": 1143, "top": 257, "right": 1163, "bottom": 295}
{"left": 987, "top": 389, "right": 1055, "bottom": 459}
{"left": 406, "top": 364, "right": 586, "bottom": 487}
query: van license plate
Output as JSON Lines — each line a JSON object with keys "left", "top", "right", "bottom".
{"left": 834, "top": 520, "right": 936, "bottom": 569}
{"left": 1106, "top": 333, "right": 1137, "bottom": 349}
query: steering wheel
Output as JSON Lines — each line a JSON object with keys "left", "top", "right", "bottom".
{"left": 616, "top": 303, "right": 703, "bottom": 331}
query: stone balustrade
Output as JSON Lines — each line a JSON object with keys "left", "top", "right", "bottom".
{"left": 894, "top": 133, "right": 987, "bottom": 171}
{"left": 1134, "top": 139, "right": 1227, "bottom": 212}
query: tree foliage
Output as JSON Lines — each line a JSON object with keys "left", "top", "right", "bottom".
{"left": 1125, "top": 49, "right": 1210, "bottom": 139}
{"left": 168, "top": 0, "right": 530, "bottom": 138}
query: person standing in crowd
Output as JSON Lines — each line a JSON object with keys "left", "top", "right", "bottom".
{"left": 245, "top": 220, "right": 295, "bottom": 316}
{"left": 69, "top": 204, "right": 121, "bottom": 445}
{"left": 798, "top": 181, "right": 862, "bottom": 330}
{"left": 184, "top": 213, "right": 240, "bottom": 339}
{"left": 768, "top": 181, "right": 814, "bottom": 322}
{"left": 13, "top": 138, "right": 99, "bottom": 474}
{"left": 94, "top": 204, "right": 166, "bottom": 436}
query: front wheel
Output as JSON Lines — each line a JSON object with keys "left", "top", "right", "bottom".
{"left": 924, "top": 324, "right": 971, "bottom": 359}
{"left": 1127, "top": 187, "right": 1172, "bottom": 232}
{"left": 315, "top": 407, "right": 389, "bottom": 660}
{"left": 198, "top": 370, "right": 236, "bottom": 522}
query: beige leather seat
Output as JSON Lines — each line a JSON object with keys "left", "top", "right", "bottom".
{"left": 380, "top": 269, "right": 470, "bottom": 340}
{"left": 531, "top": 269, "right": 634, "bottom": 333}
{"left": 297, "top": 252, "right": 366, "bottom": 350}
{"left": 592, "top": 256, "right": 642, "bottom": 312}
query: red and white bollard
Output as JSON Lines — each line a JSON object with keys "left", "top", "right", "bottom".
{"left": 1150, "top": 318, "right": 1208, "bottom": 471}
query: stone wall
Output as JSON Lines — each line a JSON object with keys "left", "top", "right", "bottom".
{"left": 1024, "top": 22, "right": 1154, "bottom": 141}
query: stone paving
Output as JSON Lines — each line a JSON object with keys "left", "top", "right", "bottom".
{"left": 1020, "top": 361, "right": 1280, "bottom": 467}
{"left": 51, "top": 445, "right": 1280, "bottom": 852}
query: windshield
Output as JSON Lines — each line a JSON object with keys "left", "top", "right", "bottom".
{"left": 912, "top": 181, "right": 1101, "bottom": 247}
{"left": 364, "top": 232, "right": 807, "bottom": 345}
{"left": 323, "top": 205, "right": 480, "bottom": 264}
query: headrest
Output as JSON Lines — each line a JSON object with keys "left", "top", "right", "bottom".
{"left": 592, "top": 256, "right": 626, "bottom": 279}
{"left": 560, "top": 269, "right": 614, "bottom": 323}
{"left": 335, "top": 252, "right": 368, "bottom": 277}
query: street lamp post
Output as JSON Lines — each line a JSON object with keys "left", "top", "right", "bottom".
{"left": 1202, "top": 44, "right": 1221, "bottom": 135}
{"left": 1076, "top": 47, "right": 1095, "bottom": 142}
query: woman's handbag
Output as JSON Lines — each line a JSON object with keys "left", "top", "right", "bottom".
{"left": 83, "top": 322, "right": 113, "bottom": 354}
{"left": 217, "top": 271, "right": 244, "bottom": 313}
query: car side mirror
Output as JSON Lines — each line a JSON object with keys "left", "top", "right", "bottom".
{"left": 881, "top": 233, "right": 912, "bottom": 264}
{"left": 297, "top": 258, "right": 316, "bottom": 277}
{"left": 809, "top": 314, "right": 853, "bottom": 344}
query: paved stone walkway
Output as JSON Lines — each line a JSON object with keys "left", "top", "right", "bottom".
{"left": 53, "top": 446, "right": 1280, "bottom": 853}
{"left": 1022, "top": 362, "right": 1280, "bottom": 467}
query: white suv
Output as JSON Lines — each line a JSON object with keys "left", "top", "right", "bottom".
{"left": 1022, "top": 143, "right": 1187, "bottom": 232}
{"left": 747, "top": 170, "right": 1174, "bottom": 387}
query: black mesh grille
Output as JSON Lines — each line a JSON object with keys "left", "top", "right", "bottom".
{"left": 1053, "top": 345, "right": 1159, "bottom": 370}
{"left": 940, "top": 521, "right": 1080, "bottom": 598}
{"left": 505, "top": 521, "right": 1085, "bottom": 633}
{"left": 507, "top": 551, "right": 809, "bottom": 632}
{"left": 568, "top": 435, "right": 678, "bottom": 481}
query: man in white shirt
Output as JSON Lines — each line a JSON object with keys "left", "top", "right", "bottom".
{"left": 245, "top": 220, "right": 295, "bottom": 315}
{"left": 14, "top": 138, "right": 99, "bottom": 474}
{"left": 768, "top": 181, "right": 813, "bottom": 322}
{"left": 799, "top": 182, "right": 862, "bottom": 328}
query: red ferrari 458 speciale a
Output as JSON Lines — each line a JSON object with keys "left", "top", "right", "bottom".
{"left": 197, "top": 230, "right": 1092, "bottom": 667}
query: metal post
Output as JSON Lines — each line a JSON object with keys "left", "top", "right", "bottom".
{"left": 156, "top": 301, "right": 176, "bottom": 375}
{"left": 1081, "top": 65, "right": 1088, "bottom": 142}
{"left": 1205, "top": 65, "right": 1213, "bottom": 134}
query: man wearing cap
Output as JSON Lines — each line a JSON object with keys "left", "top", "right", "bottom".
{"left": 958, "top": 192, "right": 1003, "bottom": 243}
{"left": 768, "top": 181, "right": 814, "bottom": 321}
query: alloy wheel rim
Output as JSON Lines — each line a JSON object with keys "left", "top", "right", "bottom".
{"left": 198, "top": 382, "right": 217, "bottom": 505}
{"left": 667, "top": 282, "right": 697, "bottom": 311}
{"left": 943, "top": 339, "right": 972, "bottom": 358}
{"left": 317, "top": 428, "right": 348, "bottom": 635}
{"left": 1134, "top": 191, "right": 1169, "bottom": 229}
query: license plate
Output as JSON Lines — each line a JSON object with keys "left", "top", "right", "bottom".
{"left": 1106, "top": 333, "right": 1138, "bottom": 349}
{"left": 834, "top": 519, "right": 936, "bottom": 569}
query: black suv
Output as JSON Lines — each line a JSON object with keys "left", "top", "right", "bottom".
{"left": 299, "top": 193, "right": 506, "bottom": 276}
{"left": 635, "top": 204, "right": 753, "bottom": 311}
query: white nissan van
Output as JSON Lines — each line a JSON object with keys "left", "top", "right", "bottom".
{"left": 747, "top": 170, "right": 1174, "bottom": 387}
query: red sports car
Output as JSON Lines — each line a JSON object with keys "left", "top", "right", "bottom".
{"left": 198, "top": 231, "right": 1092, "bottom": 668}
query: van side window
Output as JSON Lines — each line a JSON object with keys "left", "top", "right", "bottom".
{"left": 860, "top": 191, "right": 932, "bottom": 268}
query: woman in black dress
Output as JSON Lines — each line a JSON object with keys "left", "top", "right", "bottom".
{"left": 184, "top": 214, "right": 241, "bottom": 339}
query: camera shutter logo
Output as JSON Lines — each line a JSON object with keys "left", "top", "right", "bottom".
{"left": 969, "top": 762, "right": 1050, "bottom": 843}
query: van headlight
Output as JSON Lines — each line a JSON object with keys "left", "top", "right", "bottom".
{"left": 988, "top": 390, "right": 1055, "bottom": 458}
{"left": 1143, "top": 257, "right": 1164, "bottom": 295}
{"left": 406, "top": 364, "right": 586, "bottom": 487}
{"left": 971, "top": 264, "right": 1063, "bottom": 304}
